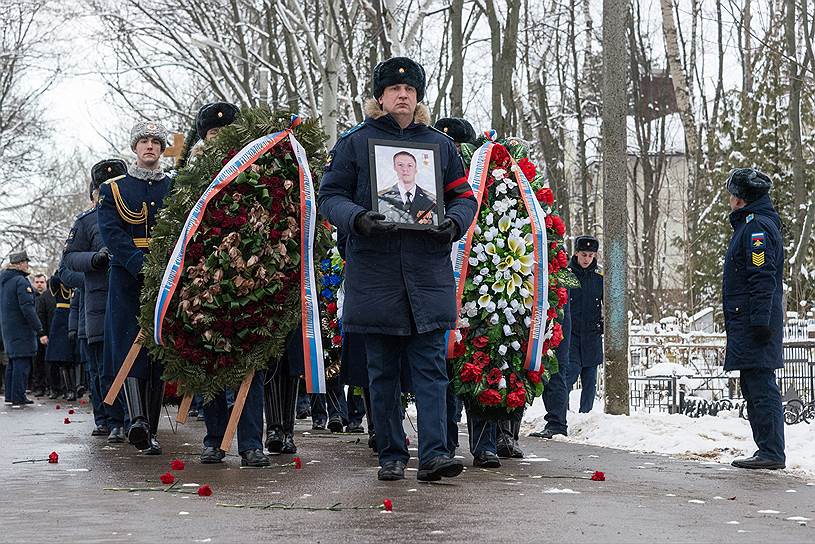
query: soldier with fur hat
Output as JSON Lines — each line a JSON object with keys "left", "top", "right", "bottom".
{"left": 98, "top": 122, "right": 172, "bottom": 454}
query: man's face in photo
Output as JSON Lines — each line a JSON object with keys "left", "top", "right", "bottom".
{"left": 393, "top": 153, "right": 417, "bottom": 188}
{"left": 32, "top": 275, "right": 46, "bottom": 293}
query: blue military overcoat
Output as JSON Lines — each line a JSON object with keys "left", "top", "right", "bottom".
{"left": 0, "top": 268, "right": 43, "bottom": 358}
{"left": 568, "top": 256, "right": 604, "bottom": 368}
{"left": 97, "top": 171, "right": 171, "bottom": 379}
{"left": 723, "top": 194, "right": 784, "bottom": 371}
{"left": 318, "top": 105, "right": 476, "bottom": 336}
{"left": 45, "top": 275, "right": 73, "bottom": 363}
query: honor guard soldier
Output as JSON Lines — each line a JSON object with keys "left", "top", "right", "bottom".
{"left": 98, "top": 122, "right": 172, "bottom": 454}
{"left": 61, "top": 159, "right": 127, "bottom": 440}
{"left": 319, "top": 57, "right": 477, "bottom": 482}
{"left": 565, "top": 235, "right": 603, "bottom": 413}
{"left": 723, "top": 168, "right": 786, "bottom": 470}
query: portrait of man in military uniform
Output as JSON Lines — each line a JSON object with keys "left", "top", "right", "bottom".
{"left": 369, "top": 140, "right": 443, "bottom": 228}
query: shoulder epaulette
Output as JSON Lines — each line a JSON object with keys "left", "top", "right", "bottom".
{"left": 102, "top": 174, "right": 126, "bottom": 186}
{"left": 745, "top": 213, "right": 754, "bottom": 223}
{"left": 595, "top": 268, "right": 604, "bottom": 276}
{"left": 428, "top": 125, "right": 454, "bottom": 139}
{"left": 338, "top": 123, "right": 365, "bottom": 139}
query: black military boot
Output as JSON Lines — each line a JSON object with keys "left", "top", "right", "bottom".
{"left": 263, "top": 371, "right": 284, "bottom": 453}
{"left": 510, "top": 418, "right": 524, "bottom": 458}
{"left": 143, "top": 369, "right": 164, "bottom": 455}
{"left": 61, "top": 366, "right": 77, "bottom": 401}
{"left": 123, "top": 377, "right": 150, "bottom": 450}
{"left": 496, "top": 419, "right": 514, "bottom": 458}
{"left": 280, "top": 376, "right": 299, "bottom": 454}
{"left": 74, "top": 364, "right": 87, "bottom": 399}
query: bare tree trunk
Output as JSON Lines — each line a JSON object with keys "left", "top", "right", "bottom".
{"left": 450, "top": 0, "right": 464, "bottom": 117}
{"left": 602, "top": 0, "right": 630, "bottom": 415}
{"left": 569, "top": 0, "right": 590, "bottom": 233}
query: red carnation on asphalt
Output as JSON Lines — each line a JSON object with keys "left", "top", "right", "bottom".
{"left": 383, "top": 498, "right": 393, "bottom": 512}
{"left": 591, "top": 471, "right": 605, "bottom": 481}
{"left": 68, "top": 409, "right": 75, "bottom": 415}
{"left": 170, "top": 459, "right": 185, "bottom": 471}
{"left": 160, "top": 472, "right": 175, "bottom": 484}
{"left": 63, "top": 417, "right": 70, "bottom": 424}
{"left": 197, "top": 484, "right": 213, "bottom": 496}
{"left": 48, "top": 451, "right": 59, "bottom": 464}
{"left": 55, "top": 404, "right": 61, "bottom": 410}
{"left": 294, "top": 457, "right": 302, "bottom": 470}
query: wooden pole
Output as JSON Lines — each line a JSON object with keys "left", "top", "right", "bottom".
{"left": 104, "top": 329, "right": 144, "bottom": 406}
{"left": 176, "top": 394, "right": 194, "bottom": 424}
{"left": 219, "top": 371, "right": 255, "bottom": 452}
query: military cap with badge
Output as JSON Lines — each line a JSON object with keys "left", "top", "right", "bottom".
{"left": 433, "top": 118, "right": 478, "bottom": 145}
{"left": 196, "top": 102, "right": 240, "bottom": 140}
{"left": 575, "top": 235, "right": 600, "bottom": 253}
{"left": 372, "top": 56, "right": 427, "bottom": 102}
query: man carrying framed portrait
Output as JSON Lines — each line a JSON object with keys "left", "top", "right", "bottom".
{"left": 318, "top": 56, "right": 477, "bottom": 483}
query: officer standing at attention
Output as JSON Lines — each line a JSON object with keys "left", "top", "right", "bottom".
{"left": 61, "top": 159, "right": 127, "bottom": 441}
{"left": 723, "top": 168, "right": 786, "bottom": 470}
{"left": 566, "top": 235, "right": 603, "bottom": 413}
{"left": 98, "top": 121, "right": 172, "bottom": 454}
{"left": 191, "top": 102, "right": 269, "bottom": 468}
{"left": 319, "top": 57, "right": 476, "bottom": 482}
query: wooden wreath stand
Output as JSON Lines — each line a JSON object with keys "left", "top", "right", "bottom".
{"left": 103, "top": 328, "right": 253, "bottom": 452}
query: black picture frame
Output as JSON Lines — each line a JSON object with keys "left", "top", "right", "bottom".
{"left": 368, "top": 138, "right": 445, "bottom": 230}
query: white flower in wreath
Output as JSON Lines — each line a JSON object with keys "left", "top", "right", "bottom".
{"left": 486, "top": 301, "right": 497, "bottom": 313}
{"left": 485, "top": 212, "right": 495, "bottom": 225}
{"left": 479, "top": 284, "right": 489, "bottom": 295}
{"left": 497, "top": 298, "right": 508, "bottom": 309}
{"left": 498, "top": 215, "right": 512, "bottom": 233}
{"left": 498, "top": 345, "right": 508, "bottom": 356}
{"left": 468, "top": 257, "right": 478, "bottom": 266}
{"left": 501, "top": 361, "right": 509, "bottom": 370}
{"left": 492, "top": 254, "right": 501, "bottom": 265}
{"left": 498, "top": 377, "right": 507, "bottom": 389}
{"left": 454, "top": 330, "right": 463, "bottom": 342}
{"left": 511, "top": 340, "right": 521, "bottom": 351}
{"left": 478, "top": 252, "right": 488, "bottom": 262}
{"left": 466, "top": 305, "right": 478, "bottom": 318}
{"left": 496, "top": 238, "right": 505, "bottom": 249}
{"left": 474, "top": 224, "right": 482, "bottom": 235}
{"left": 509, "top": 209, "right": 518, "bottom": 219}
{"left": 458, "top": 318, "right": 470, "bottom": 329}
{"left": 489, "top": 313, "right": 500, "bottom": 325}
{"left": 524, "top": 316, "right": 532, "bottom": 327}
{"left": 503, "top": 324, "right": 512, "bottom": 336}
{"left": 473, "top": 274, "right": 483, "bottom": 285}
{"left": 492, "top": 168, "right": 506, "bottom": 180}
{"left": 478, "top": 294, "right": 491, "bottom": 308}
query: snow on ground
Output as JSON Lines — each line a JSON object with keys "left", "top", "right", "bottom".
{"left": 522, "top": 390, "right": 815, "bottom": 477}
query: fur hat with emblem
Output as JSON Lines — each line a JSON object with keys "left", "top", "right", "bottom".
{"left": 726, "top": 168, "right": 772, "bottom": 202}
{"left": 195, "top": 102, "right": 239, "bottom": 140}
{"left": 434, "top": 117, "right": 477, "bottom": 145}
{"left": 575, "top": 235, "right": 599, "bottom": 253}
{"left": 129, "top": 120, "right": 168, "bottom": 151}
{"left": 90, "top": 159, "right": 127, "bottom": 199}
{"left": 372, "top": 57, "right": 426, "bottom": 102}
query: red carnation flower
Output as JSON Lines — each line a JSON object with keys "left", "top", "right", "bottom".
{"left": 557, "top": 287, "right": 568, "bottom": 306}
{"left": 210, "top": 227, "right": 222, "bottom": 237}
{"left": 547, "top": 306, "right": 558, "bottom": 320}
{"left": 79, "top": 399, "right": 87, "bottom": 405}
{"left": 536, "top": 187, "right": 554, "bottom": 206}
{"left": 331, "top": 335, "right": 342, "bottom": 347}
{"left": 383, "top": 498, "right": 393, "bottom": 512}
{"left": 48, "top": 451, "right": 59, "bottom": 464}
{"left": 472, "top": 336, "right": 489, "bottom": 349}
{"left": 518, "top": 157, "right": 537, "bottom": 181}
{"left": 552, "top": 322, "right": 564, "bottom": 346}
{"left": 591, "top": 471, "right": 605, "bottom": 481}
{"left": 452, "top": 341, "right": 466, "bottom": 358}
{"left": 491, "top": 144, "right": 510, "bottom": 167}
{"left": 472, "top": 351, "right": 490, "bottom": 367}
{"left": 63, "top": 417, "right": 71, "bottom": 424}
{"left": 557, "top": 250, "right": 568, "bottom": 268}
{"left": 477, "top": 388, "right": 503, "bottom": 406}
{"left": 507, "top": 388, "right": 526, "bottom": 409}
{"left": 68, "top": 409, "right": 75, "bottom": 415}
{"left": 159, "top": 472, "right": 175, "bottom": 484}
{"left": 548, "top": 260, "right": 560, "bottom": 274}
{"left": 170, "top": 459, "right": 185, "bottom": 471}
{"left": 326, "top": 302, "right": 337, "bottom": 315}
{"left": 527, "top": 370, "right": 542, "bottom": 384}
{"left": 486, "top": 367, "right": 503, "bottom": 386}
{"left": 55, "top": 404, "right": 61, "bottom": 410}
{"left": 197, "top": 484, "right": 213, "bottom": 496}
{"left": 460, "top": 363, "right": 483, "bottom": 383}
{"left": 545, "top": 215, "right": 553, "bottom": 229}
{"left": 294, "top": 457, "right": 303, "bottom": 470}
{"left": 551, "top": 215, "right": 566, "bottom": 236}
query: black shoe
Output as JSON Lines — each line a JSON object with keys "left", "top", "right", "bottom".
{"left": 417, "top": 456, "right": 464, "bottom": 482}
{"left": 266, "top": 427, "right": 285, "bottom": 453}
{"left": 24, "top": 397, "right": 34, "bottom": 404}
{"left": 188, "top": 409, "right": 199, "bottom": 418}
{"left": 127, "top": 419, "right": 150, "bottom": 450}
{"left": 473, "top": 451, "right": 502, "bottom": 468}
{"left": 107, "top": 427, "right": 125, "bottom": 443}
{"left": 240, "top": 448, "right": 270, "bottom": 467}
{"left": 529, "top": 428, "right": 565, "bottom": 439}
{"left": 76, "top": 386, "right": 87, "bottom": 399}
{"left": 196, "top": 413, "right": 205, "bottom": 421}
{"left": 48, "top": 390, "right": 60, "bottom": 400}
{"left": 200, "top": 446, "right": 226, "bottom": 464}
{"left": 296, "top": 409, "right": 311, "bottom": 420}
{"left": 143, "top": 437, "right": 162, "bottom": 455}
{"left": 368, "top": 433, "right": 378, "bottom": 453}
{"left": 312, "top": 421, "right": 326, "bottom": 431}
{"left": 378, "top": 461, "right": 406, "bottom": 481}
{"left": 91, "top": 425, "right": 110, "bottom": 437}
{"left": 731, "top": 456, "right": 785, "bottom": 470}
{"left": 346, "top": 423, "right": 365, "bottom": 434}
{"left": 327, "top": 416, "right": 344, "bottom": 433}
{"left": 511, "top": 442, "right": 524, "bottom": 459}
{"left": 280, "top": 434, "right": 297, "bottom": 454}
{"left": 496, "top": 441, "right": 513, "bottom": 459}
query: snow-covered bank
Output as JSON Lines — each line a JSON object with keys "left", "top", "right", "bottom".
{"left": 522, "top": 391, "right": 815, "bottom": 477}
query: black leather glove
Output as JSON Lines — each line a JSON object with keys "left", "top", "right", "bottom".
{"left": 427, "top": 218, "right": 460, "bottom": 245}
{"left": 91, "top": 248, "right": 110, "bottom": 270}
{"left": 751, "top": 325, "right": 773, "bottom": 343}
{"left": 354, "top": 211, "right": 396, "bottom": 237}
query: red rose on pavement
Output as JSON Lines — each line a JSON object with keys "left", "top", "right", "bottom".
{"left": 518, "top": 157, "right": 537, "bottom": 181}
{"left": 591, "top": 471, "right": 605, "bottom": 481}
{"left": 460, "top": 363, "right": 483, "bottom": 383}
{"left": 48, "top": 451, "right": 59, "bottom": 464}
{"left": 383, "top": 499, "right": 393, "bottom": 512}
{"left": 160, "top": 472, "right": 175, "bottom": 484}
{"left": 527, "top": 370, "right": 542, "bottom": 384}
{"left": 197, "top": 484, "right": 213, "bottom": 496}
{"left": 478, "top": 389, "right": 503, "bottom": 406}
{"left": 472, "top": 336, "right": 489, "bottom": 348}
{"left": 68, "top": 409, "right": 75, "bottom": 415}
{"left": 294, "top": 457, "right": 303, "bottom": 470}
{"left": 170, "top": 459, "right": 185, "bottom": 471}
{"left": 486, "top": 368, "right": 503, "bottom": 386}
{"left": 63, "top": 418, "right": 71, "bottom": 424}
{"left": 55, "top": 404, "right": 61, "bottom": 410}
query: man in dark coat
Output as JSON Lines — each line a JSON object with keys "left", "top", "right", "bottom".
{"left": 35, "top": 274, "right": 60, "bottom": 398}
{"left": 98, "top": 121, "right": 172, "bottom": 454}
{"left": 723, "top": 168, "right": 786, "bottom": 470}
{"left": 29, "top": 273, "right": 48, "bottom": 396}
{"left": 566, "top": 236, "right": 603, "bottom": 413}
{"left": 61, "top": 158, "right": 125, "bottom": 440}
{"left": 318, "top": 57, "right": 477, "bottom": 482}
{"left": 1, "top": 251, "right": 46, "bottom": 407}
{"left": 44, "top": 273, "right": 77, "bottom": 400}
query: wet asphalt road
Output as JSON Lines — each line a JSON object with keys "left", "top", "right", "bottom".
{"left": 1, "top": 397, "right": 814, "bottom": 544}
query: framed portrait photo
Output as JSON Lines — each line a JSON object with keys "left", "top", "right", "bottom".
{"left": 368, "top": 139, "right": 445, "bottom": 230}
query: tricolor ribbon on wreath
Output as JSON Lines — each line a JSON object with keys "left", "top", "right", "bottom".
{"left": 153, "top": 115, "right": 326, "bottom": 394}
{"left": 447, "top": 131, "right": 549, "bottom": 372}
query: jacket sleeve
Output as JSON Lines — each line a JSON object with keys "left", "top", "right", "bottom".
{"left": 16, "top": 277, "right": 43, "bottom": 335}
{"left": 441, "top": 140, "right": 476, "bottom": 241}
{"left": 317, "top": 137, "right": 368, "bottom": 236}
{"left": 68, "top": 293, "right": 79, "bottom": 335}
{"left": 97, "top": 182, "right": 143, "bottom": 278}
{"left": 62, "top": 216, "right": 97, "bottom": 273}
{"left": 58, "top": 266, "right": 85, "bottom": 289}
{"left": 744, "top": 222, "right": 777, "bottom": 327}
